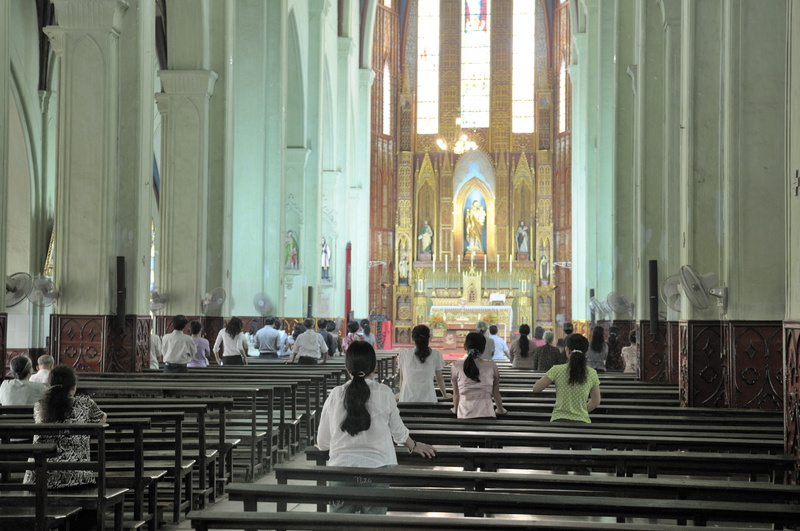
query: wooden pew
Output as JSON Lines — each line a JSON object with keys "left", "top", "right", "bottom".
{"left": 186, "top": 511, "right": 761, "bottom": 531}
{"left": 305, "top": 447, "right": 794, "bottom": 483}
{"left": 0, "top": 443, "right": 82, "bottom": 531}
{"left": 223, "top": 483, "right": 800, "bottom": 527}
{"left": 0, "top": 422, "right": 127, "bottom": 531}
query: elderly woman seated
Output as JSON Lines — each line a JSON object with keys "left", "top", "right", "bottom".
{"left": 0, "top": 355, "right": 47, "bottom": 405}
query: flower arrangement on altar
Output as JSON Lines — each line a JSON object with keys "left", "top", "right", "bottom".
{"left": 428, "top": 314, "right": 446, "bottom": 329}
{"left": 482, "top": 313, "right": 498, "bottom": 326}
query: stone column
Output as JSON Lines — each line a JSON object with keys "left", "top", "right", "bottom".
{"left": 155, "top": 70, "right": 218, "bottom": 314}
{"left": 44, "top": 0, "right": 128, "bottom": 315}
{"left": 0, "top": 0, "right": 9, "bottom": 369}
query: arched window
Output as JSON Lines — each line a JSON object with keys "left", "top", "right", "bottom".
{"left": 416, "top": 0, "right": 440, "bottom": 134}
{"left": 512, "top": 0, "right": 535, "bottom": 133}
{"left": 461, "top": 0, "right": 491, "bottom": 128}
{"left": 383, "top": 62, "right": 392, "bottom": 136}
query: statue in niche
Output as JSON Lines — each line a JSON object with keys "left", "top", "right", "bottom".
{"left": 418, "top": 220, "right": 433, "bottom": 258}
{"left": 284, "top": 230, "right": 299, "bottom": 270}
{"left": 540, "top": 254, "right": 550, "bottom": 284}
{"left": 465, "top": 200, "right": 486, "bottom": 252}
{"left": 398, "top": 250, "right": 410, "bottom": 286}
{"left": 515, "top": 221, "right": 530, "bottom": 254}
{"left": 321, "top": 238, "right": 331, "bottom": 281}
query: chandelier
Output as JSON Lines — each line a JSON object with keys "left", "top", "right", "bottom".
{"left": 436, "top": 116, "right": 478, "bottom": 154}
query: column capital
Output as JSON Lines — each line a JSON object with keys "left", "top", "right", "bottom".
{"left": 51, "top": 0, "right": 128, "bottom": 30}
{"left": 310, "top": 0, "right": 331, "bottom": 18}
{"left": 39, "top": 90, "right": 55, "bottom": 116}
{"left": 338, "top": 37, "right": 355, "bottom": 62}
{"left": 359, "top": 68, "right": 376, "bottom": 89}
{"left": 157, "top": 70, "right": 218, "bottom": 98}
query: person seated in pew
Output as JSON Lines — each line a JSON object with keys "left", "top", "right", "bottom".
{"left": 533, "top": 326, "right": 546, "bottom": 347}
{"left": 475, "top": 320, "right": 495, "bottom": 360}
{"left": 532, "top": 333, "right": 601, "bottom": 475}
{"left": 586, "top": 326, "right": 608, "bottom": 372}
{"left": 162, "top": 314, "right": 197, "bottom": 373}
{"left": 244, "top": 320, "right": 261, "bottom": 358}
{"left": 326, "top": 320, "right": 342, "bottom": 356}
{"left": 188, "top": 320, "right": 211, "bottom": 367}
{"left": 23, "top": 365, "right": 107, "bottom": 489}
{"left": 532, "top": 331, "right": 567, "bottom": 372}
{"left": 286, "top": 322, "right": 305, "bottom": 352}
{"left": 489, "top": 325, "right": 509, "bottom": 361}
{"left": 621, "top": 330, "right": 639, "bottom": 376}
{"left": 30, "top": 354, "right": 54, "bottom": 385}
{"left": 275, "top": 318, "right": 289, "bottom": 357}
{"left": 397, "top": 325, "right": 451, "bottom": 403}
{"left": 341, "top": 320, "right": 361, "bottom": 354}
{"left": 317, "top": 341, "right": 436, "bottom": 514}
{"left": 450, "top": 332, "right": 507, "bottom": 418}
{"left": 1, "top": 355, "right": 48, "bottom": 405}
{"left": 508, "top": 324, "right": 536, "bottom": 370}
{"left": 214, "top": 317, "right": 249, "bottom": 366}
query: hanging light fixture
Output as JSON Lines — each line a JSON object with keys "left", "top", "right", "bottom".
{"left": 436, "top": 116, "right": 478, "bottom": 154}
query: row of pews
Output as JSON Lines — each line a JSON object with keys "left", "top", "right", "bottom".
{"left": 188, "top": 360, "right": 799, "bottom": 530}
{"left": 0, "top": 357, "right": 355, "bottom": 530}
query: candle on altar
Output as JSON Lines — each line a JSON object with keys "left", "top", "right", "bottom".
{"left": 470, "top": 252, "right": 475, "bottom": 268}
{"left": 458, "top": 255, "right": 461, "bottom": 273}
{"left": 445, "top": 255, "right": 448, "bottom": 273}
{"left": 496, "top": 255, "right": 500, "bottom": 273}
{"left": 484, "top": 255, "right": 487, "bottom": 272}
{"left": 509, "top": 255, "right": 513, "bottom": 273}
{"left": 433, "top": 254, "right": 436, "bottom": 273}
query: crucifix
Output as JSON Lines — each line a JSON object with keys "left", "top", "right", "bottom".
{"left": 793, "top": 169, "right": 800, "bottom": 197}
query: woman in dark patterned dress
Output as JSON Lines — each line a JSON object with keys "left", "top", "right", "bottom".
{"left": 24, "top": 365, "right": 106, "bottom": 489}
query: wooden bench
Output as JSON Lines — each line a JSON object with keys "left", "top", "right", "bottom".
{"left": 224, "top": 483, "right": 800, "bottom": 527}
{"left": 0, "top": 443, "right": 83, "bottom": 531}
{"left": 305, "top": 447, "right": 795, "bottom": 483}
{"left": 0, "top": 422, "right": 128, "bottom": 531}
{"left": 186, "top": 511, "right": 761, "bottom": 531}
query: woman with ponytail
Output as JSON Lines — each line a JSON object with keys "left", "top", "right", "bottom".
{"left": 532, "top": 333, "right": 601, "bottom": 473}
{"left": 508, "top": 324, "right": 537, "bottom": 369}
{"left": 317, "top": 341, "right": 435, "bottom": 513}
{"left": 23, "top": 365, "right": 106, "bottom": 489}
{"left": 397, "top": 325, "right": 451, "bottom": 403}
{"left": 450, "top": 332, "right": 506, "bottom": 418}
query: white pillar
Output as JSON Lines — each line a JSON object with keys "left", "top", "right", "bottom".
{"left": 0, "top": 0, "right": 9, "bottom": 310}
{"left": 45, "top": 0, "right": 129, "bottom": 315}
{"left": 155, "top": 70, "right": 217, "bottom": 314}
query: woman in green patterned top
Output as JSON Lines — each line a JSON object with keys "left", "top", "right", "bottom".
{"left": 531, "top": 333, "right": 601, "bottom": 474}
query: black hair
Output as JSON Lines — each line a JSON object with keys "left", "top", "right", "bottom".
{"left": 249, "top": 321, "right": 260, "bottom": 335}
{"left": 589, "top": 326, "right": 605, "bottom": 354}
{"left": 360, "top": 319, "right": 369, "bottom": 327}
{"left": 40, "top": 365, "right": 77, "bottom": 422}
{"left": 172, "top": 314, "right": 189, "bottom": 331}
{"left": 362, "top": 324, "right": 371, "bottom": 336}
{"left": 347, "top": 321, "right": 359, "bottom": 334}
{"left": 189, "top": 320, "right": 202, "bottom": 335}
{"left": 489, "top": 325, "right": 498, "bottom": 335}
{"left": 273, "top": 318, "right": 282, "bottom": 329}
{"left": 318, "top": 318, "right": 327, "bottom": 329}
{"left": 463, "top": 332, "right": 486, "bottom": 382}
{"left": 566, "top": 333, "right": 590, "bottom": 386}
{"left": 556, "top": 338, "right": 566, "bottom": 348}
{"left": 411, "top": 325, "right": 432, "bottom": 363}
{"left": 10, "top": 356, "right": 33, "bottom": 379}
{"left": 292, "top": 323, "right": 305, "bottom": 339}
{"left": 225, "top": 317, "right": 244, "bottom": 338}
{"left": 325, "top": 321, "right": 337, "bottom": 332}
{"left": 264, "top": 316, "right": 276, "bottom": 326}
{"left": 534, "top": 326, "right": 545, "bottom": 340}
{"left": 517, "top": 324, "right": 531, "bottom": 358}
{"left": 340, "top": 341, "right": 377, "bottom": 436}
{"left": 629, "top": 330, "right": 637, "bottom": 344}
{"left": 303, "top": 318, "right": 315, "bottom": 329}
{"left": 563, "top": 322, "right": 574, "bottom": 335}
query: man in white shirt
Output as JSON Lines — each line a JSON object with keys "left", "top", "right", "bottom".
{"left": 287, "top": 318, "right": 328, "bottom": 364}
{"left": 489, "top": 325, "right": 509, "bottom": 361}
{"left": 29, "top": 355, "right": 54, "bottom": 384}
{"left": 160, "top": 315, "right": 196, "bottom": 373}
{"left": 149, "top": 332, "right": 162, "bottom": 369}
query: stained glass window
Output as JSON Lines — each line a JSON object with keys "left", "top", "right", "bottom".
{"left": 416, "top": 0, "right": 440, "bottom": 134}
{"left": 383, "top": 62, "right": 392, "bottom": 136}
{"left": 512, "top": 0, "right": 535, "bottom": 133}
{"left": 559, "top": 60, "right": 567, "bottom": 133}
{"left": 149, "top": 219, "right": 156, "bottom": 292}
{"left": 461, "top": 0, "right": 491, "bottom": 128}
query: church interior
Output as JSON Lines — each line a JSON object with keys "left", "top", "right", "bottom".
{"left": 2, "top": 0, "right": 800, "bottom": 528}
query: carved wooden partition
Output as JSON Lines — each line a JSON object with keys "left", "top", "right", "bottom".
{"left": 784, "top": 321, "right": 800, "bottom": 482}
{"left": 50, "top": 314, "right": 150, "bottom": 373}
{"left": 638, "top": 320, "right": 679, "bottom": 383}
{"left": 0, "top": 313, "right": 5, "bottom": 375}
{"left": 678, "top": 321, "right": 783, "bottom": 410}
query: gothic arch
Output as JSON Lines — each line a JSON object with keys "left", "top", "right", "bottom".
{"left": 452, "top": 150, "right": 496, "bottom": 258}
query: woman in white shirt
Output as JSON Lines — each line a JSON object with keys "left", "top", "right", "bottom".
{"left": 317, "top": 341, "right": 435, "bottom": 513}
{"left": 212, "top": 317, "right": 248, "bottom": 365}
{"left": 397, "top": 325, "right": 451, "bottom": 403}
